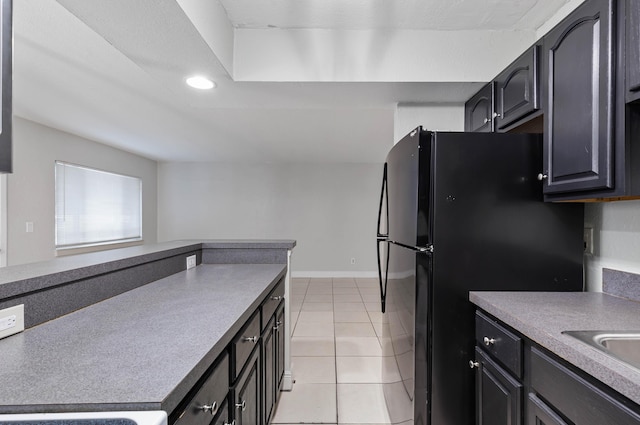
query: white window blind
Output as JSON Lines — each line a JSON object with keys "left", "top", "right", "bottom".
{"left": 55, "top": 161, "right": 142, "bottom": 248}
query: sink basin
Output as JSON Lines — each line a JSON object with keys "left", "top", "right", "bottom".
{"left": 563, "top": 330, "right": 640, "bottom": 370}
{"left": 0, "top": 411, "right": 167, "bottom": 425}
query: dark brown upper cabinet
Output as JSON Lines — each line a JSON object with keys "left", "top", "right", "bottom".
{"left": 464, "top": 82, "right": 494, "bottom": 132}
{"left": 627, "top": 0, "right": 640, "bottom": 103}
{"left": 465, "top": 47, "right": 541, "bottom": 134}
{"left": 540, "top": 0, "right": 615, "bottom": 198}
{"left": 0, "top": 0, "right": 11, "bottom": 173}
{"left": 495, "top": 46, "right": 540, "bottom": 131}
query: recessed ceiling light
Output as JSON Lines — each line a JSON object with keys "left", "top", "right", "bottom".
{"left": 186, "top": 76, "right": 216, "bottom": 90}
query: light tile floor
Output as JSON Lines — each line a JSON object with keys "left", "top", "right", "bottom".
{"left": 272, "top": 277, "right": 396, "bottom": 425}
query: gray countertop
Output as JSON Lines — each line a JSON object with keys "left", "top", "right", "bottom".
{"left": 470, "top": 291, "right": 640, "bottom": 405}
{"left": 0, "top": 263, "right": 287, "bottom": 414}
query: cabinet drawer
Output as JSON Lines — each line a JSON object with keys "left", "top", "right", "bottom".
{"left": 174, "top": 352, "right": 229, "bottom": 425}
{"left": 232, "top": 311, "right": 261, "bottom": 381}
{"left": 530, "top": 347, "right": 640, "bottom": 425}
{"left": 261, "top": 277, "right": 285, "bottom": 331}
{"left": 475, "top": 311, "right": 522, "bottom": 378}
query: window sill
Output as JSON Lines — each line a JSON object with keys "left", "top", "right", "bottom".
{"left": 56, "top": 240, "right": 144, "bottom": 257}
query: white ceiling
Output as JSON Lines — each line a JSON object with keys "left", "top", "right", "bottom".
{"left": 12, "top": 0, "right": 572, "bottom": 164}
{"left": 220, "top": 0, "right": 570, "bottom": 30}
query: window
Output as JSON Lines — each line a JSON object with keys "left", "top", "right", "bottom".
{"left": 55, "top": 161, "right": 142, "bottom": 249}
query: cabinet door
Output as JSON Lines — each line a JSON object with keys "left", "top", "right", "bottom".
{"left": 475, "top": 348, "right": 523, "bottom": 425}
{"left": 213, "top": 401, "right": 231, "bottom": 425}
{"left": 542, "top": 0, "right": 614, "bottom": 195}
{"left": 527, "top": 393, "right": 570, "bottom": 425}
{"left": 233, "top": 347, "right": 261, "bottom": 425}
{"left": 262, "top": 316, "right": 276, "bottom": 425}
{"left": 465, "top": 83, "right": 495, "bottom": 132}
{"left": 275, "top": 303, "right": 285, "bottom": 391}
{"left": 495, "top": 46, "right": 540, "bottom": 131}
{"left": 628, "top": 0, "right": 640, "bottom": 102}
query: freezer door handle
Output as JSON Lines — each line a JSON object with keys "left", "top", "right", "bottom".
{"left": 377, "top": 163, "right": 389, "bottom": 239}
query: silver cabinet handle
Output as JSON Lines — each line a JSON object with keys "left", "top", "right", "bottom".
{"left": 223, "top": 421, "right": 236, "bottom": 425}
{"left": 483, "top": 336, "right": 496, "bottom": 346}
{"left": 235, "top": 400, "right": 247, "bottom": 411}
{"left": 469, "top": 361, "right": 480, "bottom": 369}
{"left": 270, "top": 295, "right": 283, "bottom": 301}
{"left": 483, "top": 117, "right": 491, "bottom": 124}
{"left": 273, "top": 320, "right": 283, "bottom": 331}
{"left": 200, "top": 401, "right": 218, "bottom": 415}
{"left": 537, "top": 173, "right": 548, "bottom": 181}
{"left": 243, "top": 336, "right": 258, "bottom": 343}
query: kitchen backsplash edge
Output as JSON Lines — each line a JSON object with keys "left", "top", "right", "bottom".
{"left": 603, "top": 268, "right": 640, "bottom": 302}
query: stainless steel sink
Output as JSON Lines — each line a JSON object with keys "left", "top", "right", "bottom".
{"left": 563, "top": 330, "right": 640, "bottom": 370}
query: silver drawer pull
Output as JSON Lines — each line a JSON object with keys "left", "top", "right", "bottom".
{"left": 243, "top": 336, "right": 258, "bottom": 344}
{"left": 235, "top": 400, "right": 247, "bottom": 411}
{"left": 469, "top": 360, "right": 480, "bottom": 369}
{"left": 200, "top": 401, "right": 218, "bottom": 415}
{"left": 223, "top": 421, "right": 236, "bottom": 425}
{"left": 273, "top": 320, "right": 283, "bottom": 331}
{"left": 270, "top": 295, "right": 283, "bottom": 301}
{"left": 483, "top": 336, "right": 496, "bottom": 346}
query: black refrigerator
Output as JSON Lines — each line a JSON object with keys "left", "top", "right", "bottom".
{"left": 376, "top": 128, "right": 584, "bottom": 425}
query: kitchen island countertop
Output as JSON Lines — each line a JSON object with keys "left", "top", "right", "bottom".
{"left": 0, "top": 263, "right": 286, "bottom": 414}
{"left": 470, "top": 291, "right": 640, "bottom": 405}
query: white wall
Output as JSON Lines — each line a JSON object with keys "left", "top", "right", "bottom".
{"left": 7, "top": 118, "right": 158, "bottom": 266}
{"left": 394, "top": 103, "right": 465, "bottom": 142}
{"left": 157, "top": 162, "right": 382, "bottom": 276}
{"left": 584, "top": 201, "right": 640, "bottom": 292}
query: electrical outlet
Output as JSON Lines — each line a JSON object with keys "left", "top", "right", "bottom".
{"left": 583, "top": 227, "right": 594, "bottom": 255}
{"left": 186, "top": 255, "right": 197, "bottom": 269}
{"left": 350, "top": 258, "right": 356, "bottom": 265}
{"left": 0, "top": 305, "right": 24, "bottom": 340}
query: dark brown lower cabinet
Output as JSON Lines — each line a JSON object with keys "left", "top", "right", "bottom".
{"left": 530, "top": 347, "right": 640, "bottom": 425}
{"left": 212, "top": 401, "right": 230, "bottom": 425}
{"left": 527, "top": 394, "right": 569, "bottom": 425}
{"left": 263, "top": 301, "right": 285, "bottom": 425}
{"left": 275, "top": 303, "right": 285, "bottom": 391}
{"left": 232, "top": 347, "right": 261, "bottom": 425}
{"left": 170, "top": 279, "right": 287, "bottom": 425}
{"left": 475, "top": 309, "right": 640, "bottom": 425}
{"left": 475, "top": 347, "right": 523, "bottom": 425}
{"left": 263, "top": 315, "right": 276, "bottom": 425}
{"left": 171, "top": 353, "right": 230, "bottom": 425}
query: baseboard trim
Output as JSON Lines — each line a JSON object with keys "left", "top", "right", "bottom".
{"left": 291, "top": 271, "right": 377, "bottom": 278}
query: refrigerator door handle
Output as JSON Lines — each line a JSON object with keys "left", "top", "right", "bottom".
{"left": 377, "top": 240, "right": 389, "bottom": 313}
{"left": 377, "top": 163, "right": 389, "bottom": 239}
